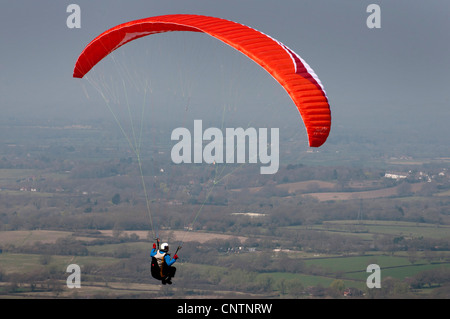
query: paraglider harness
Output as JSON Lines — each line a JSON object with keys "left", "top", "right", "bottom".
{"left": 151, "top": 238, "right": 181, "bottom": 280}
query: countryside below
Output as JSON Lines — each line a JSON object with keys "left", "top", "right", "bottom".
{"left": 0, "top": 117, "right": 449, "bottom": 299}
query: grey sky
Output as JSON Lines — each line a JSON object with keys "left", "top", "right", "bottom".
{"left": 1, "top": 1, "right": 449, "bottom": 152}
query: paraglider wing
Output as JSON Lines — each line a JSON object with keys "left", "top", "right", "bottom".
{"left": 73, "top": 14, "right": 331, "bottom": 147}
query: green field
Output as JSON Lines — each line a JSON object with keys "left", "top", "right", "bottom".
{"left": 0, "top": 253, "right": 119, "bottom": 275}
{"left": 289, "top": 220, "right": 450, "bottom": 240}
{"left": 304, "top": 254, "right": 449, "bottom": 280}
{"left": 1, "top": 225, "right": 449, "bottom": 298}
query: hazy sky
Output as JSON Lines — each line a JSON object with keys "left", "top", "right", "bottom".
{"left": 1, "top": 1, "right": 449, "bottom": 152}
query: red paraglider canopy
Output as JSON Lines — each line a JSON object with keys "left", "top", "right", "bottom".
{"left": 73, "top": 14, "right": 331, "bottom": 147}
